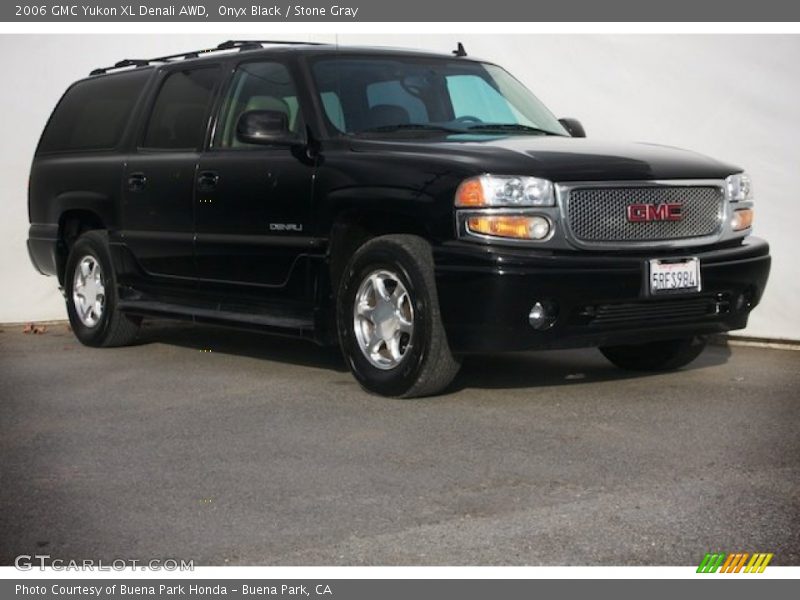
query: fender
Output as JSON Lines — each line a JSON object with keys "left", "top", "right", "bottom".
{"left": 53, "top": 191, "right": 116, "bottom": 229}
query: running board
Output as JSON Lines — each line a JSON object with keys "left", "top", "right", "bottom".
{"left": 117, "top": 299, "right": 315, "bottom": 335}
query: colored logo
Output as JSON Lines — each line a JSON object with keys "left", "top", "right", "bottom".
{"left": 626, "top": 202, "right": 683, "bottom": 222}
{"left": 697, "top": 552, "right": 773, "bottom": 573}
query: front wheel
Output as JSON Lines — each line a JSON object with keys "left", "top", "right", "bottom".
{"left": 599, "top": 336, "right": 707, "bottom": 371}
{"left": 337, "top": 235, "right": 461, "bottom": 398}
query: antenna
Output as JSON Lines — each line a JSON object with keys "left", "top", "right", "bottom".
{"left": 453, "top": 42, "right": 467, "bottom": 57}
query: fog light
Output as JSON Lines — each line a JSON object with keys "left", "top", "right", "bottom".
{"left": 528, "top": 301, "right": 557, "bottom": 330}
{"left": 731, "top": 208, "right": 753, "bottom": 231}
{"left": 467, "top": 215, "right": 552, "bottom": 240}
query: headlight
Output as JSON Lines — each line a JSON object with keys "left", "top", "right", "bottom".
{"left": 726, "top": 172, "right": 753, "bottom": 202}
{"left": 455, "top": 175, "right": 555, "bottom": 207}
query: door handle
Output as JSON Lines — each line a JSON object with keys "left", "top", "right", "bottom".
{"left": 197, "top": 171, "right": 219, "bottom": 191}
{"left": 127, "top": 172, "right": 146, "bottom": 192}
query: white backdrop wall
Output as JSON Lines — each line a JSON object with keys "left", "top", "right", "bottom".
{"left": 1, "top": 34, "right": 798, "bottom": 340}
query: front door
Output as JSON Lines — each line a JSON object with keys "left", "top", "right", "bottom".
{"left": 194, "top": 60, "right": 315, "bottom": 297}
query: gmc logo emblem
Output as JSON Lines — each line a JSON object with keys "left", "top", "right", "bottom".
{"left": 626, "top": 202, "right": 683, "bottom": 222}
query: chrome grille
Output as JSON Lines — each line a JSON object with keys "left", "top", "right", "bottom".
{"left": 565, "top": 184, "right": 724, "bottom": 244}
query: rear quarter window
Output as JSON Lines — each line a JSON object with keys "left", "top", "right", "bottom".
{"left": 38, "top": 70, "right": 151, "bottom": 153}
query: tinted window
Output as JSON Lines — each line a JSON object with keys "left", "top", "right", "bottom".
{"left": 143, "top": 67, "right": 220, "bottom": 149}
{"left": 38, "top": 70, "right": 150, "bottom": 153}
{"left": 320, "top": 92, "right": 345, "bottom": 131}
{"left": 215, "top": 61, "right": 302, "bottom": 148}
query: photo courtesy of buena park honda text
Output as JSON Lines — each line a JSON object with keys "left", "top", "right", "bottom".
{"left": 0, "top": 0, "right": 798, "bottom": 597}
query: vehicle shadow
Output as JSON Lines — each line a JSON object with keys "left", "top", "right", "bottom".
{"left": 135, "top": 319, "right": 349, "bottom": 373}
{"left": 449, "top": 342, "right": 733, "bottom": 392}
{"left": 135, "top": 319, "right": 734, "bottom": 393}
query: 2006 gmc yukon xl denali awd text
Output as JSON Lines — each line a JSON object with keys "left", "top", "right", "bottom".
{"left": 27, "top": 40, "right": 771, "bottom": 398}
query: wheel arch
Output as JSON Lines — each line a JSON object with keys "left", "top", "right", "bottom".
{"left": 313, "top": 208, "right": 435, "bottom": 347}
{"left": 56, "top": 208, "right": 107, "bottom": 285}
{"left": 327, "top": 209, "right": 433, "bottom": 292}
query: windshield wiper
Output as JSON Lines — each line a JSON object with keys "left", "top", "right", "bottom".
{"left": 467, "top": 123, "right": 563, "bottom": 136}
{"left": 359, "top": 123, "right": 464, "bottom": 134}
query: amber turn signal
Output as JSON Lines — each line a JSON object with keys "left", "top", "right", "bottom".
{"left": 466, "top": 215, "right": 551, "bottom": 240}
{"left": 455, "top": 178, "right": 486, "bottom": 207}
{"left": 732, "top": 208, "right": 754, "bottom": 231}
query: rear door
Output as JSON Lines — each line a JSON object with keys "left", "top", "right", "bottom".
{"left": 121, "top": 65, "right": 222, "bottom": 279}
{"left": 194, "top": 59, "right": 316, "bottom": 298}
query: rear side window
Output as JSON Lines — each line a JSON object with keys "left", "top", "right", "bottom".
{"left": 143, "top": 67, "right": 221, "bottom": 149}
{"left": 38, "top": 70, "right": 150, "bottom": 153}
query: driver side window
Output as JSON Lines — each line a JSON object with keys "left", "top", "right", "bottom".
{"left": 215, "top": 61, "right": 302, "bottom": 148}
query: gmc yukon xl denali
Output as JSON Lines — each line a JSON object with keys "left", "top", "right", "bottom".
{"left": 27, "top": 40, "right": 771, "bottom": 397}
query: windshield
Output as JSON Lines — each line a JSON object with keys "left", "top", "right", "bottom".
{"left": 311, "top": 56, "right": 569, "bottom": 137}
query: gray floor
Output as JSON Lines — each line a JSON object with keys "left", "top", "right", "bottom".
{"left": 1, "top": 320, "right": 798, "bottom": 566}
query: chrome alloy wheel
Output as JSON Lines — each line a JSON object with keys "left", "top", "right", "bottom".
{"left": 72, "top": 255, "right": 106, "bottom": 328}
{"left": 353, "top": 269, "right": 415, "bottom": 370}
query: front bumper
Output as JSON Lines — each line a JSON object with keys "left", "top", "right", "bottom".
{"left": 434, "top": 237, "right": 771, "bottom": 353}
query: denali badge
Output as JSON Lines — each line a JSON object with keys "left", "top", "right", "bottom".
{"left": 269, "top": 223, "right": 304, "bottom": 232}
{"left": 626, "top": 202, "right": 683, "bottom": 222}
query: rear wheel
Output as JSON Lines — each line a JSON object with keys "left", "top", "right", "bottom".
{"left": 599, "top": 336, "right": 707, "bottom": 371}
{"left": 65, "top": 230, "right": 141, "bottom": 347}
{"left": 337, "top": 235, "right": 460, "bottom": 398}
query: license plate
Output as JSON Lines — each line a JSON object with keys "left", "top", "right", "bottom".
{"left": 648, "top": 258, "right": 701, "bottom": 295}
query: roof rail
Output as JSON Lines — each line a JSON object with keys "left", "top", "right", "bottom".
{"left": 89, "top": 39, "right": 328, "bottom": 76}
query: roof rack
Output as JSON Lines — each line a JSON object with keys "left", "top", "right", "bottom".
{"left": 89, "top": 39, "right": 328, "bottom": 76}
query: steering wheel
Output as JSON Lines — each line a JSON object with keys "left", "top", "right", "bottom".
{"left": 400, "top": 74, "right": 432, "bottom": 98}
{"left": 453, "top": 115, "right": 482, "bottom": 125}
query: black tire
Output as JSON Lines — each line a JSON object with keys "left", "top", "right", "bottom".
{"left": 337, "top": 234, "right": 460, "bottom": 398}
{"left": 65, "top": 230, "right": 141, "bottom": 348}
{"left": 599, "top": 336, "right": 707, "bottom": 371}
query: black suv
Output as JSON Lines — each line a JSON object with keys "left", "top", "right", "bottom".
{"left": 27, "top": 40, "right": 771, "bottom": 397}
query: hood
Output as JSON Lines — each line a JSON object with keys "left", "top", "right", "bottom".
{"left": 350, "top": 136, "right": 741, "bottom": 182}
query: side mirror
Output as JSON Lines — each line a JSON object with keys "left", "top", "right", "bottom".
{"left": 559, "top": 118, "right": 586, "bottom": 138}
{"left": 236, "top": 110, "right": 297, "bottom": 146}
